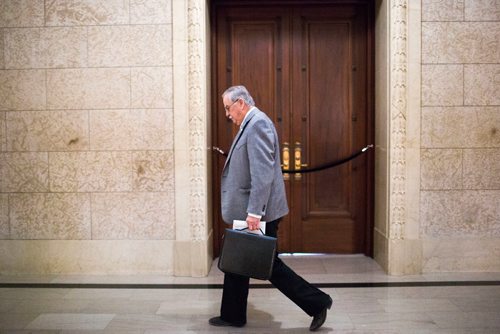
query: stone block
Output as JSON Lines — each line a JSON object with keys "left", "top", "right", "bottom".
{"left": 423, "top": 22, "right": 500, "bottom": 63}
{"left": 0, "top": 152, "right": 49, "bottom": 192}
{"left": 45, "top": 0, "right": 129, "bottom": 26}
{"left": 131, "top": 0, "right": 172, "bottom": 24}
{"left": 43, "top": 27, "right": 88, "bottom": 68}
{"left": 0, "top": 240, "right": 174, "bottom": 274}
{"left": 10, "top": 193, "right": 91, "bottom": 240}
{"left": 423, "top": 238, "right": 500, "bottom": 272}
{"left": 49, "top": 151, "right": 132, "bottom": 192}
{"left": 421, "top": 190, "right": 500, "bottom": 238}
{"left": 4, "top": 28, "right": 44, "bottom": 69}
{"left": 465, "top": 64, "right": 500, "bottom": 106}
{"left": 132, "top": 151, "right": 174, "bottom": 192}
{"left": 0, "top": 0, "right": 44, "bottom": 27}
{"left": 463, "top": 148, "right": 500, "bottom": 189}
{"left": 421, "top": 107, "right": 500, "bottom": 148}
{"left": 91, "top": 192, "right": 175, "bottom": 240}
{"left": 7, "top": 110, "right": 89, "bottom": 151}
{"left": 422, "top": 0, "right": 464, "bottom": 21}
{"left": 131, "top": 67, "right": 173, "bottom": 108}
{"left": 4, "top": 27, "right": 87, "bottom": 69}
{"left": 0, "top": 70, "right": 46, "bottom": 110}
{"left": 88, "top": 25, "right": 171, "bottom": 67}
{"left": 422, "top": 65, "right": 463, "bottom": 106}
{"left": 421, "top": 149, "right": 463, "bottom": 190}
{"left": 465, "top": 0, "right": 500, "bottom": 21}
{"left": 89, "top": 109, "right": 172, "bottom": 150}
{"left": 47, "top": 68, "right": 130, "bottom": 110}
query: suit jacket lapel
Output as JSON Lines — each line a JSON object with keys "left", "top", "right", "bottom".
{"left": 223, "top": 108, "right": 259, "bottom": 170}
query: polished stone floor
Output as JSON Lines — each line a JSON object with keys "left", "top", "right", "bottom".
{"left": 1, "top": 254, "right": 500, "bottom": 333}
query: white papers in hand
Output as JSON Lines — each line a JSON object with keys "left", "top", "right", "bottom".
{"left": 232, "top": 220, "right": 266, "bottom": 234}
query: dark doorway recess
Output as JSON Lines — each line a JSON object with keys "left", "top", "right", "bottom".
{"left": 211, "top": 0, "right": 375, "bottom": 257}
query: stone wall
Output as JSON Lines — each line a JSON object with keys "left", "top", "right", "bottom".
{"left": 0, "top": 0, "right": 176, "bottom": 274}
{"left": 420, "top": 0, "right": 500, "bottom": 271}
{"left": 1, "top": 0, "right": 498, "bottom": 276}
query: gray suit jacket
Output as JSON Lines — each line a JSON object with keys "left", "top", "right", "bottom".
{"left": 221, "top": 108, "right": 289, "bottom": 224}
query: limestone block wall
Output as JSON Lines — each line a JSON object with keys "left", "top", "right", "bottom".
{"left": 420, "top": 0, "right": 500, "bottom": 271}
{"left": 0, "top": 0, "right": 176, "bottom": 274}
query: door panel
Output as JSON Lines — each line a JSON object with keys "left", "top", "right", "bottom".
{"left": 214, "top": 6, "right": 293, "bottom": 252}
{"left": 212, "top": 1, "right": 373, "bottom": 256}
{"left": 291, "top": 6, "right": 369, "bottom": 253}
{"left": 231, "top": 22, "right": 277, "bottom": 114}
{"left": 305, "top": 20, "right": 351, "bottom": 215}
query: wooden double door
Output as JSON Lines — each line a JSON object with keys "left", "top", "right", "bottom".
{"left": 211, "top": 1, "right": 374, "bottom": 256}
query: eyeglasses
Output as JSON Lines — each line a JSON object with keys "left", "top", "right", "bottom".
{"left": 224, "top": 99, "right": 240, "bottom": 112}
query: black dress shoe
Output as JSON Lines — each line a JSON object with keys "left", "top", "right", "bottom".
{"left": 208, "top": 316, "right": 245, "bottom": 328}
{"left": 309, "top": 296, "right": 333, "bottom": 331}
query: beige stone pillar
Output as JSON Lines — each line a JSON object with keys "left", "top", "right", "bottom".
{"left": 173, "top": 0, "right": 213, "bottom": 277}
{"left": 374, "top": 0, "right": 422, "bottom": 275}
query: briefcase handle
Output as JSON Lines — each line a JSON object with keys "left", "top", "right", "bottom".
{"left": 235, "top": 227, "right": 265, "bottom": 235}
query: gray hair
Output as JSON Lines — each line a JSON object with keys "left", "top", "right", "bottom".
{"left": 222, "top": 85, "right": 255, "bottom": 106}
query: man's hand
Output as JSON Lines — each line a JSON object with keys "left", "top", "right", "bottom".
{"left": 246, "top": 215, "right": 261, "bottom": 231}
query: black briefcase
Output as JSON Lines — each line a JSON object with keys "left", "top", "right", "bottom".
{"left": 218, "top": 228, "right": 277, "bottom": 280}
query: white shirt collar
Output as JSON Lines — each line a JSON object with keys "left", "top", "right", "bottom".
{"left": 240, "top": 106, "right": 256, "bottom": 129}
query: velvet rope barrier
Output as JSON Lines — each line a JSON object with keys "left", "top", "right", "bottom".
{"left": 212, "top": 144, "right": 374, "bottom": 174}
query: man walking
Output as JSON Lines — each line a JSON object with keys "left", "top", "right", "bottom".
{"left": 209, "top": 85, "right": 332, "bottom": 331}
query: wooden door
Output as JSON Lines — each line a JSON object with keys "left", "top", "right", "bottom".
{"left": 211, "top": 1, "right": 373, "bottom": 256}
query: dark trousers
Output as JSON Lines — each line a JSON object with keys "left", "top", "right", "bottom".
{"left": 220, "top": 219, "right": 331, "bottom": 324}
